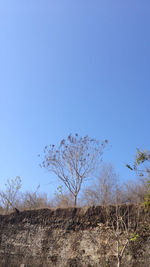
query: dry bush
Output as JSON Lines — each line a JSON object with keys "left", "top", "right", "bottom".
{"left": 0, "top": 176, "right": 21, "bottom": 214}
{"left": 19, "top": 186, "right": 52, "bottom": 210}
{"left": 52, "top": 185, "right": 74, "bottom": 208}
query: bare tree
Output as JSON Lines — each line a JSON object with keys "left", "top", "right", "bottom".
{"left": 40, "top": 134, "right": 108, "bottom": 206}
{"left": 111, "top": 205, "right": 131, "bottom": 267}
{"left": 83, "top": 163, "right": 118, "bottom": 206}
{"left": 122, "top": 177, "right": 148, "bottom": 204}
{"left": 101, "top": 203, "right": 139, "bottom": 267}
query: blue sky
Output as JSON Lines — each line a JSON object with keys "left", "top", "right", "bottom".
{"left": 0, "top": 1, "right": 150, "bottom": 196}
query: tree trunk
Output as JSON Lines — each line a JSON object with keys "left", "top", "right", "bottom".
{"left": 116, "top": 240, "right": 121, "bottom": 267}
{"left": 74, "top": 195, "right": 77, "bottom": 207}
{"left": 117, "top": 258, "right": 120, "bottom": 267}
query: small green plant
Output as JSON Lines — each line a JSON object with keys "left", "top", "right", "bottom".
{"left": 119, "top": 246, "right": 123, "bottom": 252}
{"left": 143, "top": 193, "right": 150, "bottom": 211}
{"left": 142, "top": 224, "right": 149, "bottom": 231}
{"left": 143, "top": 179, "right": 150, "bottom": 211}
{"left": 55, "top": 185, "right": 63, "bottom": 197}
{"left": 130, "top": 233, "right": 139, "bottom": 242}
{"left": 127, "top": 149, "right": 150, "bottom": 211}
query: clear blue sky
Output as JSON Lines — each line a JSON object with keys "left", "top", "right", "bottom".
{"left": 0, "top": 1, "right": 150, "bottom": 196}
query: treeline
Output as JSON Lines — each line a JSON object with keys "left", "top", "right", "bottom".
{"left": 0, "top": 134, "right": 150, "bottom": 214}
{"left": 0, "top": 163, "right": 148, "bottom": 215}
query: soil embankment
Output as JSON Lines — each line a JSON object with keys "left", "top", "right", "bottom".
{"left": 0, "top": 205, "right": 149, "bottom": 266}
